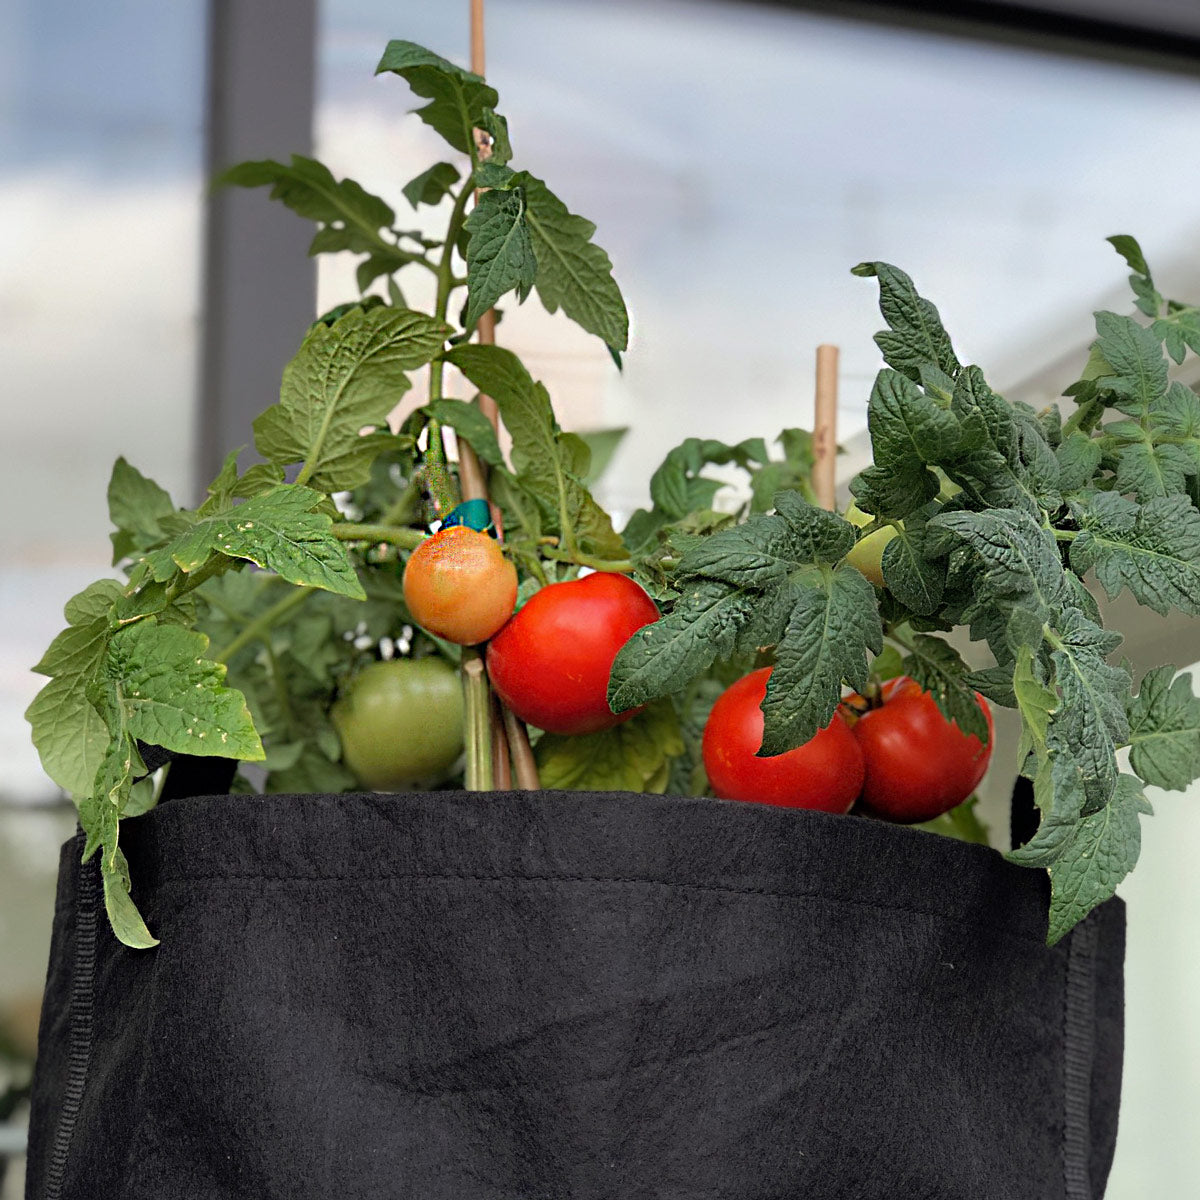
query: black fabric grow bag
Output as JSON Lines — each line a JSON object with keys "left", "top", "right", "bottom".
{"left": 26, "top": 787, "right": 1124, "bottom": 1199}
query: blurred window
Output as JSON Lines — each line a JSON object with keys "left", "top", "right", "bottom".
{"left": 317, "top": 0, "right": 1200, "bottom": 521}
{"left": 0, "top": 1, "right": 206, "bottom": 803}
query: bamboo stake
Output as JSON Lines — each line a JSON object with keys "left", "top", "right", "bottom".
{"left": 464, "top": 0, "right": 540, "bottom": 792}
{"left": 813, "top": 344, "right": 839, "bottom": 511}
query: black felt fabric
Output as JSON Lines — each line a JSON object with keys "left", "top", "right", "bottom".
{"left": 26, "top": 789, "right": 1124, "bottom": 1199}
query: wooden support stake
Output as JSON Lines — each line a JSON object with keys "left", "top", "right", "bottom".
{"left": 813, "top": 344, "right": 839, "bottom": 511}
{"left": 461, "top": 0, "right": 541, "bottom": 791}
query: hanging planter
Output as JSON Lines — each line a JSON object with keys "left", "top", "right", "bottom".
{"left": 22, "top": 15, "right": 1200, "bottom": 1200}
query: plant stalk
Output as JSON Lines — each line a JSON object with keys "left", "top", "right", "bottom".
{"left": 461, "top": 649, "right": 494, "bottom": 790}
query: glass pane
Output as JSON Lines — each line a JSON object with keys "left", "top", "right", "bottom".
{"left": 0, "top": 1, "right": 206, "bottom": 804}
{"left": 318, "top": 0, "right": 1200, "bottom": 521}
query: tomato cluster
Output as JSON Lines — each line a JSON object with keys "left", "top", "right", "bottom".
{"left": 702, "top": 667, "right": 993, "bottom": 822}
{"left": 346, "top": 528, "right": 993, "bottom": 825}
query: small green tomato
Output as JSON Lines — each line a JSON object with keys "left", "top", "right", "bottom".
{"left": 331, "top": 657, "right": 464, "bottom": 791}
{"left": 844, "top": 501, "right": 898, "bottom": 589}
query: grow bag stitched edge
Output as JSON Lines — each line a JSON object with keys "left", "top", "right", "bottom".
{"left": 43, "top": 842, "right": 98, "bottom": 1200}
{"left": 1063, "top": 917, "right": 1099, "bottom": 1200}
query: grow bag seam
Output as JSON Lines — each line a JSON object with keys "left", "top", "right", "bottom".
{"left": 1063, "top": 917, "right": 1099, "bottom": 1199}
{"left": 146, "top": 869, "right": 1051, "bottom": 947}
{"left": 43, "top": 846, "right": 98, "bottom": 1200}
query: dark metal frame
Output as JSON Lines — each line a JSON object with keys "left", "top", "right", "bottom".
{"left": 195, "top": 0, "right": 318, "bottom": 495}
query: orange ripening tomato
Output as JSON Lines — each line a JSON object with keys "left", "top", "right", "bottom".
{"left": 402, "top": 525, "right": 518, "bottom": 645}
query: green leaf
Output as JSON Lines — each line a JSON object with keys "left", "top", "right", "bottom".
{"left": 536, "top": 701, "right": 684, "bottom": 792}
{"left": 473, "top": 161, "right": 515, "bottom": 190}
{"left": 1107, "top": 234, "right": 1162, "bottom": 318}
{"left": 444, "top": 344, "right": 624, "bottom": 558}
{"left": 748, "top": 428, "right": 817, "bottom": 513}
{"left": 216, "top": 154, "right": 396, "bottom": 257}
{"left": 255, "top": 305, "right": 450, "bottom": 492}
{"left": 1008, "top": 749, "right": 1087, "bottom": 868}
{"left": 1056, "top": 432, "right": 1103, "bottom": 492}
{"left": 759, "top": 565, "right": 882, "bottom": 754}
{"left": 851, "top": 261, "right": 960, "bottom": 382}
{"left": 608, "top": 581, "right": 757, "bottom": 714}
{"left": 478, "top": 109, "right": 512, "bottom": 165}
{"left": 402, "top": 161, "right": 460, "bottom": 209}
{"left": 102, "top": 848, "right": 159, "bottom": 949}
{"left": 1070, "top": 491, "right": 1200, "bottom": 616}
{"left": 575, "top": 427, "right": 628, "bottom": 487}
{"left": 26, "top": 579, "right": 123, "bottom": 796}
{"left": 678, "top": 500, "right": 853, "bottom": 590}
{"left": 881, "top": 519, "right": 945, "bottom": 615}
{"left": 1047, "top": 608, "right": 1129, "bottom": 813}
{"left": 139, "top": 485, "right": 363, "bottom": 599}
{"left": 1013, "top": 642, "right": 1058, "bottom": 764}
{"left": 1046, "top": 774, "right": 1151, "bottom": 945}
{"left": 427, "top": 398, "right": 505, "bottom": 467}
{"left": 945, "top": 367, "right": 1056, "bottom": 514}
{"left": 463, "top": 187, "right": 537, "bottom": 328}
{"left": 648, "top": 437, "right": 766, "bottom": 520}
{"left": 1112, "top": 436, "right": 1193, "bottom": 501}
{"left": 900, "top": 634, "right": 989, "bottom": 742}
{"left": 107, "top": 458, "right": 177, "bottom": 563}
{"left": 508, "top": 171, "right": 629, "bottom": 355}
{"left": 1146, "top": 381, "right": 1200, "bottom": 475}
{"left": 102, "top": 620, "right": 264, "bottom": 761}
{"left": 1126, "top": 665, "right": 1200, "bottom": 792}
{"left": 1093, "top": 311, "right": 1168, "bottom": 417}
{"left": 852, "top": 369, "right": 954, "bottom": 518}
{"left": 914, "top": 794, "right": 991, "bottom": 845}
{"left": 931, "top": 508, "right": 1067, "bottom": 626}
{"left": 355, "top": 251, "right": 414, "bottom": 293}
{"left": 375, "top": 41, "right": 498, "bottom": 156}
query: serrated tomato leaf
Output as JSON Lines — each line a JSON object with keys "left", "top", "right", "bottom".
{"left": 138, "top": 485, "right": 364, "bottom": 599}
{"left": 1070, "top": 491, "right": 1200, "bottom": 616}
{"left": 464, "top": 187, "right": 536, "bottom": 328}
{"left": 255, "top": 305, "right": 449, "bottom": 492}
{"left": 1046, "top": 774, "right": 1151, "bottom": 945}
{"left": 608, "top": 581, "right": 758, "bottom": 714}
{"left": 375, "top": 41, "right": 499, "bottom": 156}
{"left": 1125, "top": 665, "right": 1200, "bottom": 792}
{"left": 759, "top": 565, "right": 882, "bottom": 755}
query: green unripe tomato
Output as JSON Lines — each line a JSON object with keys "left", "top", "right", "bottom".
{"left": 331, "top": 657, "right": 464, "bottom": 790}
{"left": 844, "top": 501, "right": 898, "bottom": 589}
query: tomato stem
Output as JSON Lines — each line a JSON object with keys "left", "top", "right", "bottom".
{"left": 462, "top": 648, "right": 494, "bottom": 790}
{"left": 540, "top": 547, "right": 634, "bottom": 574}
{"left": 333, "top": 523, "right": 426, "bottom": 550}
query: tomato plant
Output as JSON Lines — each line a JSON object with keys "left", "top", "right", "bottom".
{"left": 487, "top": 573, "right": 659, "bottom": 735}
{"left": 702, "top": 667, "right": 863, "bottom": 812}
{"left": 331, "top": 657, "right": 464, "bottom": 790}
{"left": 403, "top": 525, "right": 517, "bottom": 645}
{"left": 26, "top": 25, "right": 1200, "bottom": 951}
{"left": 845, "top": 676, "right": 994, "bottom": 823}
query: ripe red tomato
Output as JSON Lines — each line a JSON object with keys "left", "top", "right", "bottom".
{"left": 847, "top": 676, "right": 994, "bottom": 823}
{"left": 486, "top": 572, "right": 659, "bottom": 735}
{"left": 702, "top": 667, "right": 864, "bottom": 812}
{"left": 402, "top": 525, "right": 517, "bottom": 645}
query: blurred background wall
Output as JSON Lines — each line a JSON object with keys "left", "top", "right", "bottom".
{"left": 2, "top": 1, "right": 1198, "bottom": 1193}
